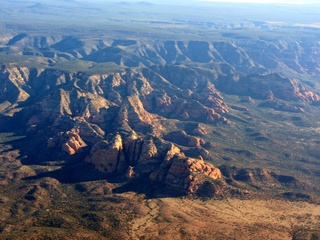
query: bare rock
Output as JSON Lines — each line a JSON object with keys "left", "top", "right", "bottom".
{"left": 83, "top": 132, "right": 224, "bottom": 195}
{"left": 86, "top": 134, "right": 126, "bottom": 173}
{"left": 118, "top": 95, "right": 156, "bottom": 134}
{"left": 149, "top": 143, "right": 183, "bottom": 181}
{"left": 0, "top": 67, "right": 31, "bottom": 106}
{"left": 51, "top": 117, "right": 104, "bottom": 144}
{"left": 164, "top": 130, "right": 203, "bottom": 147}
{"left": 48, "top": 129, "right": 87, "bottom": 155}
{"left": 280, "top": 104, "right": 304, "bottom": 113}
{"left": 165, "top": 156, "right": 222, "bottom": 191}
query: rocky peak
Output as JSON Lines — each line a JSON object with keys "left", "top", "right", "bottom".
{"left": 85, "top": 133, "right": 222, "bottom": 193}
{"left": 47, "top": 129, "right": 87, "bottom": 155}
{"left": 117, "top": 94, "right": 156, "bottom": 134}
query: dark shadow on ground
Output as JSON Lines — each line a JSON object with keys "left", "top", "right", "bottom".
{"left": 2, "top": 129, "right": 187, "bottom": 198}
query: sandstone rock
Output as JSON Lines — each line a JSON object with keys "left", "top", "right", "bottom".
{"left": 165, "top": 156, "right": 222, "bottom": 191}
{"left": 303, "top": 91, "right": 319, "bottom": 101}
{"left": 175, "top": 100, "right": 224, "bottom": 123}
{"left": 202, "top": 96, "right": 229, "bottom": 114}
{"left": 1, "top": 65, "right": 228, "bottom": 197}
{"left": 74, "top": 118, "right": 105, "bottom": 143}
{"left": 126, "top": 166, "right": 135, "bottom": 179}
{"left": 139, "top": 67, "right": 228, "bottom": 124}
{"left": 122, "top": 136, "right": 144, "bottom": 166}
{"left": 86, "top": 134, "right": 126, "bottom": 173}
{"left": 163, "top": 130, "right": 202, "bottom": 147}
{"left": 117, "top": 95, "right": 155, "bottom": 134}
{"left": 86, "top": 134, "right": 186, "bottom": 183}
{"left": 122, "top": 136, "right": 166, "bottom": 175}
{"left": 62, "top": 131, "right": 87, "bottom": 155}
{"left": 125, "top": 70, "right": 153, "bottom": 96}
{"left": 162, "top": 143, "right": 183, "bottom": 161}
{"left": 148, "top": 143, "right": 183, "bottom": 182}
{"left": 0, "top": 67, "right": 31, "bottom": 105}
{"left": 188, "top": 159, "right": 222, "bottom": 179}
{"left": 48, "top": 129, "right": 87, "bottom": 155}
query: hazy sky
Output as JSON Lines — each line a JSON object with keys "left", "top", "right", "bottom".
{"left": 201, "top": 0, "right": 317, "bottom": 3}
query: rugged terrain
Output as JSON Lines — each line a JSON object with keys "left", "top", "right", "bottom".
{"left": 1, "top": 0, "right": 320, "bottom": 239}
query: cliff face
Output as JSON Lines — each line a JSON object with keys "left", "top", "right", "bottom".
{"left": 86, "top": 134, "right": 222, "bottom": 193}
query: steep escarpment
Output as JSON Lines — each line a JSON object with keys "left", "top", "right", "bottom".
{"left": 86, "top": 134, "right": 222, "bottom": 194}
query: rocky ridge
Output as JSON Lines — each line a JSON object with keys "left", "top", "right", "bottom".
{"left": 2, "top": 35, "right": 320, "bottom": 75}
{"left": 86, "top": 134, "right": 222, "bottom": 193}
{"left": 0, "top": 37, "right": 319, "bottom": 197}
{"left": 0, "top": 64, "right": 229, "bottom": 195}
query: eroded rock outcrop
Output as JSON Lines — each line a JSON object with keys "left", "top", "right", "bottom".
{"left": 0, "top": 67, "right": 32, "bottom": 105}
{"left": 47, "top": 129, "right": 87, "bottom": 155}
{"left": 86, "top": 134, "right": 222, "bottom": 193}
{"left": 86, "top": 134, "right": 126, "bottom": 173}
{"left": 163, "top": 130, "right": 204, "bottom": 147}
{"left": 216, "top": 73, "right": 320, "bottom": 102}
{"left": 165, "top": 156, "right": 222, "bottom": 192}
{"left": 140, "top": 66, "right": 229, "bottom": 123}
{"left": 117, "top": 95, "right": 156, "bottom": 134}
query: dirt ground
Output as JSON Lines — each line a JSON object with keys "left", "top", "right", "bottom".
{"left": 129, "top": 196, "right": 320, "bottom": 240}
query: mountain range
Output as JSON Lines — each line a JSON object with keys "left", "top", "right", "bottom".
{"left": 1, "top": 1, "right": 320, "bottom": 239}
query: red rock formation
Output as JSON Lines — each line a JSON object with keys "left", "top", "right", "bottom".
{"left": 165, "top": 156, "right": 222, "bottom": 191}
{"left": 117, "top": 95, "right": 157, "bottom": 134}
{"left": 86, "top": 133, "right": 222, "bottom": 193}
{"left": 85, "top": 134, "right": 126, "bottom": 173}
{"left": 47, "top": 129, "right": 87, "bottom": 155}
{"left": 163, "top": 130, "right": 203, "bottom": 147}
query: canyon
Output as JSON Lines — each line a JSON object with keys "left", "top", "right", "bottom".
{"left": 1, "top": 0, "right": 320, "bottom": 239}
